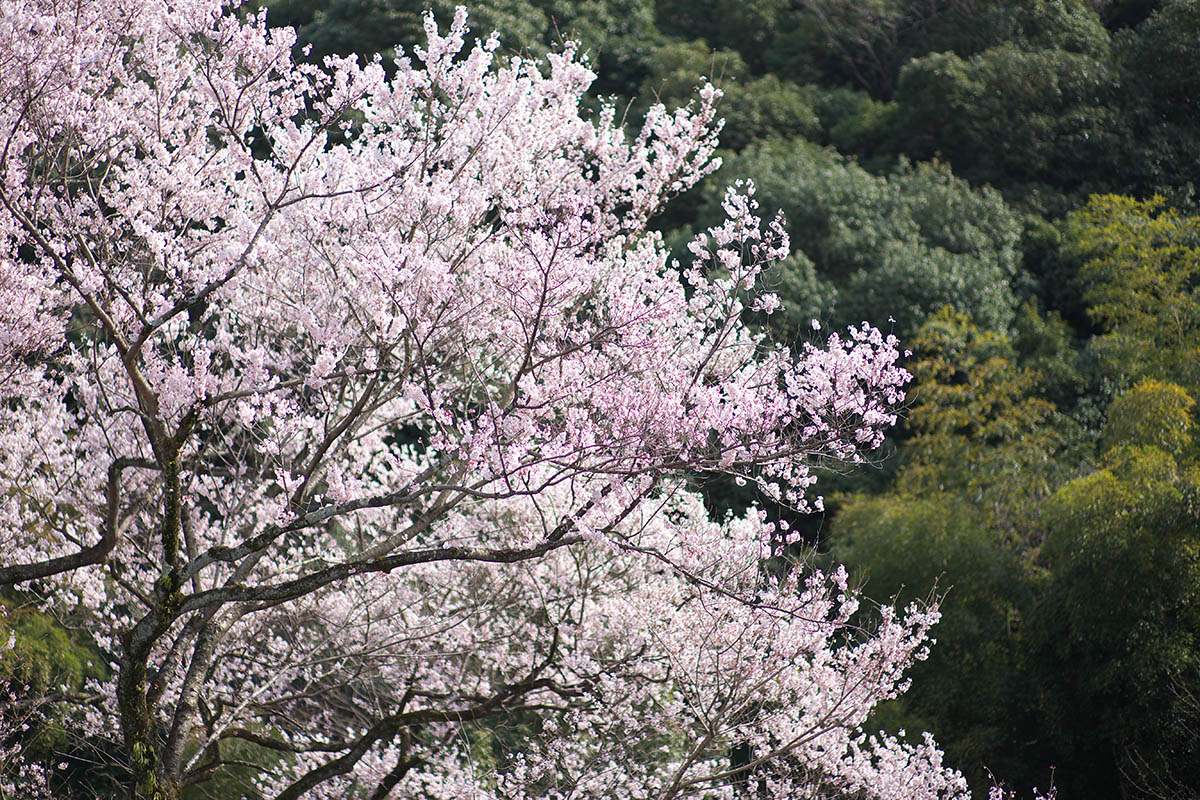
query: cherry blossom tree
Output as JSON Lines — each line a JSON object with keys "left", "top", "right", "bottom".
{"left": 0, "top": 1, "right": 962, "bottom": 798}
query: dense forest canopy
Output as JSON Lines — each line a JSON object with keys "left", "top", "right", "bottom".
{"left": 2, "top": 0, "right": 1200, "bottom": 798}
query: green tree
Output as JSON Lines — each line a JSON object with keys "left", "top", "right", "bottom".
{"left": 992, "top": 0, "right": 1111, "bottom": 56}
{"left": 811, "top": 86, "right": 899, "bottom": 161}
{"left": 533, "top": 0, "right": 663, "bottom": 94}
{"left": 828, "top": 496, "right": 1039, "bottom": 795}
{"left": 264, "top": 0, "right": 549, "bottom": 62}
{"left": 708, "top": 141, "right": 1024, "bottom": 335}
{"left": 1069, "top": 194, "right": 1200, "bottom": 386}
{"left": 653, "top": 0, "right": 790, "bottom": 73}
{"left": 1032, "top": 442, "right": 1200, "bottom": 799}
{"left": 1101, "top": 378, "right": 1196, "bottom": 456}
{"left": 1113, "top": 0, "right": 1200, "bottom": 200}
{"left": 634, "top": 40, "right": 820, "bottom": 151}
{"left": 895, "top": 308, "right": 1081, "bottom": 535}
{"left": 264, "top": 0, "right": 661, "bottom": 96}
{"left": 1, "top": 599, "right": 116, "bottom": 797}
{"left": 780, "top": 0, "right": 913, "bottom": 97}
{"left": 826, "top": 306, "right": 1091, "bottom": 794}
{"left": 892, "top": 45, "right": 1119, "bottom": 205}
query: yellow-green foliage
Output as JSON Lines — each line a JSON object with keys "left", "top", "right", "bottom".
{"left": 905, "top": 307, "right": 1053, "bottom": 447}
{"left": 1102, "top": 378, "right": 1195, "bottom": 455}
{"left": 1069, "top": 194, "right": 1200, "bottom": 385}
{"left": 896, "top": 307, "right": 1074, "bottom": 536}
{"left": 1037, "top": 442, "right": 1200, "bottom": 708}
{"left": 829, "top": 492, "right": 1033, "bottom": 787}
{"left": 0, "top": 600, "right": 107, "bottom": 766}
{"left": 0, "top": 601, "right": 104, "bottom": 694}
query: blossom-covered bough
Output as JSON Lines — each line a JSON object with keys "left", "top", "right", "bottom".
{"left": 0, "top": 1, "right": 969, "bottom": 798}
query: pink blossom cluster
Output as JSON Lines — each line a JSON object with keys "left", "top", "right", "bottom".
{"left": 0, "top": 1, "right": 974, "bottom": 798}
